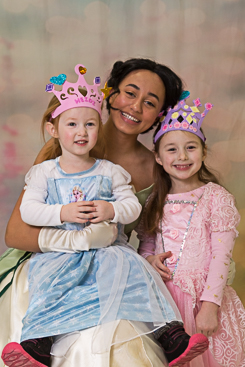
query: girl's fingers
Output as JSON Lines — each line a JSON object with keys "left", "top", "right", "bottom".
{"left": 77, "top": 213, "right": 95, "bottom": 220}
{"left": 160, "top": 251, "right": 172, "bottom": 260}
{"left": 157, "top": 261, "right": 171, "bottom": 274}
{"left": 77, "top": 201, "right": 94, "bottom": 206}
{"left": 77, "top": 207, "right": 95, "bottom": 213}
{"left": 154, "top": 266, "right": 171, "bottom": 280}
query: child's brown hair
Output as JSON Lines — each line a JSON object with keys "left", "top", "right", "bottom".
{"left": 143, "top": 130, "right": 220, "bottom": 235}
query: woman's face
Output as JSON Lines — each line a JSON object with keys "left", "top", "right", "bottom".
{"left": 109, "top": 69, "right": 165, "bottom": 135}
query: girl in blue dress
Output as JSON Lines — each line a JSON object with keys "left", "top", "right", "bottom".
{"left": 2, "top": 64, "right": 208, "bottom": 367}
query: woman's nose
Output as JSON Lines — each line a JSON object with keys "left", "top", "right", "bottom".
{"left": 130, "top": 98, "right": 143, "bottom": 113}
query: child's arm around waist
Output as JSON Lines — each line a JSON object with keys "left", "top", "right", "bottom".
{"left": 136, "top": 203, "right": 172, "bottom": 281}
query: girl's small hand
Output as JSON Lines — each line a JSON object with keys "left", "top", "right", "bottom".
{"left": 195, "top": 301, "right": 219, "bottom": 337}
{"left": 60, "top": 201, "right": 95, "bottom": 223}
{"left": 146, "top": 252, "right": 172, "bottom": 281}
{"left": 89, "top": 200, "right": 115, "bottom": 223}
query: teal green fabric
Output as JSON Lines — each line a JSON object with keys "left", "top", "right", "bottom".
{"left": 0, "top": 249, "right": 31, "bottom": 297}
{"left": 0, "top": 248, "right": 27, "bottom": 277}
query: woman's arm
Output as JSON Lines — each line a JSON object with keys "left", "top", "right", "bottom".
{"left": 5, "top": 190, "right": 42, "bottom": 252}
{"left": 5, "top": 140, "right": 54, "bottom": 252}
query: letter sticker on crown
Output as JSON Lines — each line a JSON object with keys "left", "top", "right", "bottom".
{"left": 154, "top": 95, "right": 213, "bottom": 143}
{"left": 45, "top": 64, "right": 107, "bottom": 118}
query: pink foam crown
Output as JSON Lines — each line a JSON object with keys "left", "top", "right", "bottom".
{"left": 154, "top": 96, "right": 213, "bottom": 143}
{"left": 45, "top": 64, "right": 104, "bottom": 118}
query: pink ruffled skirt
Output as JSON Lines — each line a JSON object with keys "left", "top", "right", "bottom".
{"left": 166, "top": 282, "right": 245, "bottom": 367}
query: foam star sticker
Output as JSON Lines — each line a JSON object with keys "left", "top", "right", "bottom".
{"left": 101, "top": 82, "right": 112, "bottom": 99}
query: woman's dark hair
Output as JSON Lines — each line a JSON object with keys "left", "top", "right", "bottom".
{"left": 106, "top": 58, "right": 184, "bottom": 133}
{"left": 143, "top": 129, "right": 220, "bottom": 235}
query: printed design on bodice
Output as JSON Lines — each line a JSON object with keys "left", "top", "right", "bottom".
{"left": 70, "top": 185, "right": 86, "bottom": 203}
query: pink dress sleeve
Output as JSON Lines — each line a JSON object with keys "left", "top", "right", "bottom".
{"left": 200, "top": 187, "right": 240, "bottom": 306}
{"left": 136, "top": 209, "right": 156, "bottom": 259}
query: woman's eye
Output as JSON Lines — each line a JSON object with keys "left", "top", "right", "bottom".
{"left": 125, "top": 91, "right": 135, "bottom": 97}
{"left": 145, "top": 100, "right": 155, "bottom": 108}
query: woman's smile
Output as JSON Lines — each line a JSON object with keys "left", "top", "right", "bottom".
{"left": 120, "top": 111, "right": 141, "bottom": 124}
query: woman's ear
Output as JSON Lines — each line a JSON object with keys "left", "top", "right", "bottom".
{"left": 46, "top": 122, "right": 59, "bottom": 138}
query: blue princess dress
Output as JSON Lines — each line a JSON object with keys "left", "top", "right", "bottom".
{"left": 19, "top": 158, "right": 181, "bottom": 352}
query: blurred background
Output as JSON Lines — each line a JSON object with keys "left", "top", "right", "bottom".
{"left": 0, "top": 0, "right": 244, "bottom": 303}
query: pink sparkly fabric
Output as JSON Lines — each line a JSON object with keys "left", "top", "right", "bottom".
{"left": 137, "top": 183, "right": 245, "bottom": 366}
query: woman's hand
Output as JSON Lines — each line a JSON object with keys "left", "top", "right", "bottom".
{"left": 89, "top": 200, "right": 115, "bottom": 223}
{"left": 60, "top": 201, "right": 95, "bottom": 223}
{"left": 146, "top": 252, "right": 172, "bottom": 281}
{"left": 195, "top": 301, "right": 219, "bottom": 337}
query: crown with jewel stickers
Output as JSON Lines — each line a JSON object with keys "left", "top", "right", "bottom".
{"left": 45, "top": 64, "right": 112, "bottom": 118}
{"left": 154, "top": 95, "right": 213, "bottom": 143}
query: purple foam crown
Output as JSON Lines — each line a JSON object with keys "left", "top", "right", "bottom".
{"left": 154, "top": 97, "right": 213, "bottom": 143}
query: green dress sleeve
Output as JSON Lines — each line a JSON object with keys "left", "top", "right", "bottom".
{"left": 124, "top": 184, "right": 154, "bottom": 238}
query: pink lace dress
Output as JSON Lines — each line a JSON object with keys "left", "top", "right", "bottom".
{"left": 137, "top": 183, "right": 245, "bottom": 367}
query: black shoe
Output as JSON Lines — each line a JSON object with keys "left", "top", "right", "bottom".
{"left": 21, "top": 337, "right": 52, "bottom": 367}
{"left": 158, "top": 324, "right": 190, "bottom": 363}
{"left": 157, "top": 325, "right": 209, "bottom": 366}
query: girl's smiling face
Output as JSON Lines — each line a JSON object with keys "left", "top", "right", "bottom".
{"left": 155, "top": 130, "right": 206, "bottom": 191}
{"left": 109, "top": 69, "right": 166, "bottom": 135}
{"left": 46, "top": 107, "right": 100, "bottom": 160}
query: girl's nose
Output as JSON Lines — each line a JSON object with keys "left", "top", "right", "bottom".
{"left": 77, "top": 126, "right": 88, "bottom": 136}
{"left": 178, "top": 149, "right": 188, "bottom": 160}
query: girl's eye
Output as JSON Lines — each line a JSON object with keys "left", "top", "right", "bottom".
{"left": 86, "top": 122, "right": 95, "bottom": 127}
{"left": 68, "top": 122, "right": 76, "bottom": 127}
{"left": 168, "top": 148, "right": 176, "bottom": 152}
{"left": 187, "top": 145, "right": 196, "bottom": 150}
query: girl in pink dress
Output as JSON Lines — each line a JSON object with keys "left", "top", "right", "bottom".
{"left": 137, "top": 94, "right": 245, "bottom": 367}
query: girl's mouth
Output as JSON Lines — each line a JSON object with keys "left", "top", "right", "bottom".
{"left": 121, "top": 111, "right": 140, "bottom": 123}
{"left": 75, "top": 140, "right": 88, "bottom": 145}
{"left": 174, "top": 164, "right": 192, "bottom": 170}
